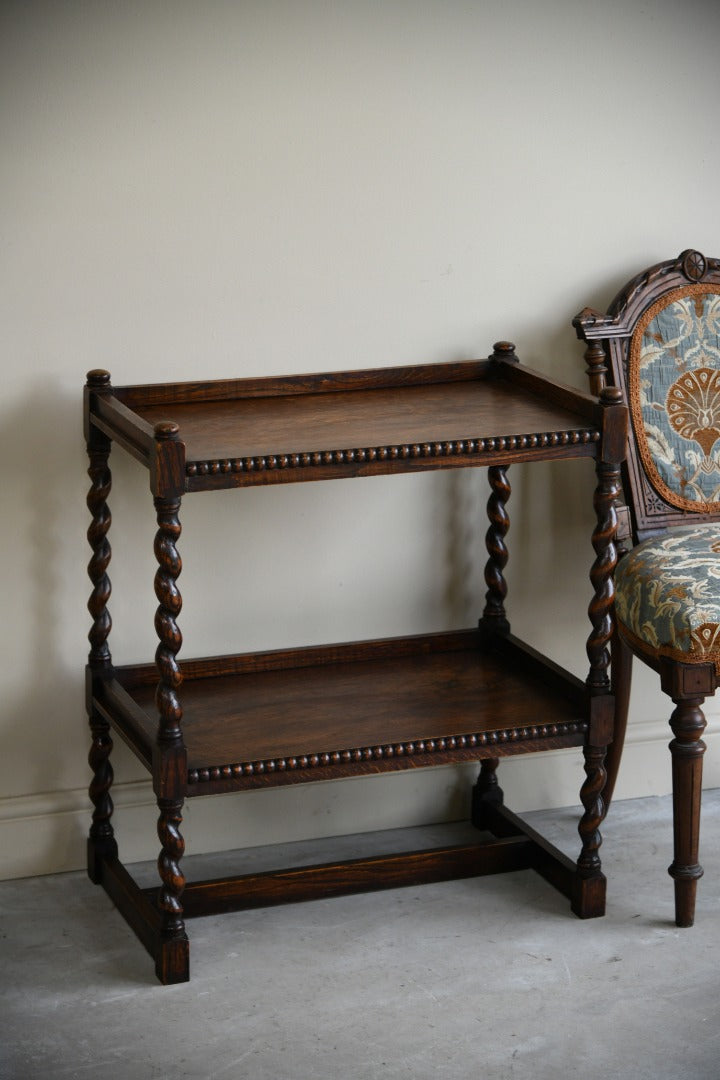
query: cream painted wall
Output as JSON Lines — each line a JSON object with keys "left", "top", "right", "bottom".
{"left": 2, "top": 0, "right": 720, "bottom": 880}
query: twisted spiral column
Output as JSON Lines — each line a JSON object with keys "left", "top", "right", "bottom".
{"left": 87, "top": 713, "right": 115, "bottom": 856}
{"left": 586, "top": 460, "right": 620, "bottom": 695}
{"left": 87, "top": 445, "right": 112, "bottom": 667}
{"left": 153, "top": 479, "right": 186, "bottom": 938}
{"left": 482, "top": 465, "right": 511, "bottom": 634}
{"left": 156, "top": 797, "right": 186, "bottom": 935}
{"left": 573, "top": 412, "right": 623, "bottom": 914}
{"left": 576, "top": 743, "right": 607, "bottom": 878}
{"left": 85, "top": 379, "right": 116, "bottom": 865}
{"left": 154, "top": 492, "right": 183, "bottom": 744}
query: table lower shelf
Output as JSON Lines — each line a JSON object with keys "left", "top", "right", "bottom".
{"left": 89, "top": 796, "right": 607, "bottom": 986}
{"left": 93, "top": 628, "right": 589, "bottom": 796}
{"left": 88, "top": 629, "right": 608, "bottom": 984}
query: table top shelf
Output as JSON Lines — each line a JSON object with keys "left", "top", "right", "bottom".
{"left": 87, "top": 354, "right": 606, "bottom": 492}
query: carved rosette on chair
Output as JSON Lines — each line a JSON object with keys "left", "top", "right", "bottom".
{"left": 574, "top": 248, "right": 720, "bottom": 927}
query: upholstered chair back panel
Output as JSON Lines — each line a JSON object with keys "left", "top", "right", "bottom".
{"left": 629, "top": 286, "right": 720, "bottom": 514}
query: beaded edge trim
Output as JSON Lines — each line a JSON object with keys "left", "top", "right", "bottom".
{"left": 186, "top": 429, "right": 601, "bottom": 477}
{"left": 187, "top": 719, "right": 587, "bottom": 785}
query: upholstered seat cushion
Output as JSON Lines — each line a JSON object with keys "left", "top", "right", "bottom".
{"left": 615, "top": 522, "right": 720, "bottom": 669}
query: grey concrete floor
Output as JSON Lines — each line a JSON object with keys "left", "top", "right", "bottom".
{"left": 2, "top": 790, "right": 720, "bottom": 1080}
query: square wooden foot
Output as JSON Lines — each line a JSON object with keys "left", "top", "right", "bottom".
{"left": 571, "top": 873, "right": 606, "bottom": 919}
{"left": 155, "top": 935, "right": 190, "bottom": 985}
{"left": 87, "top": 836, "right": 118, "bottom": 885}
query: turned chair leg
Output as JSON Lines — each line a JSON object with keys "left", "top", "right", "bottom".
{"left": 667, "top": 695, "right": 707, "bottom": 927}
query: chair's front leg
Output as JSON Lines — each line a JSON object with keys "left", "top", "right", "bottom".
{"left": 668, "top": 695, "right": 707, "bottom": 927}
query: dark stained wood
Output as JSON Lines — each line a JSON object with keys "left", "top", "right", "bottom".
{"left": 172, "top": 838, "right": 537, "bottom": 917}
{"left": 130, "top": 379, "right": 595, "bottom": 467}
{"left": 667, "top": 694, "right": 707, "bottom": 927}
{"left": 603, "top": 629, "right": 632, "bottom": 807}
{"left": 494, "top": 353, "right": 600, "bottom": 421}
{"left": 90, "top": 392, "right": 155, "bottom": 466}
{"left": 481, "top": 465, "right": 511, "bottom": 635}
{"left": 85, "top": 379, "right": 118, "bottom": 880}
{"left": 115, "top": 358, "right": 494, "bottom": 407}
{"left": 476, "top": 802, "right": 578, "bottom": 905}
{"left": 574, "top": 739, "right": 608, "bottom": 906}
{"left": 84, "top": 349, "right": 626, "bottom": 982}
{"left": 88, "top": 357, "right": 606, "bottom": 493}
{"left": 94, "top": 851, "right": 162, "bottom": 951}
{"left": 586, "top": 455, "right": 622, "bottom": 697}
{"left": 94, "top": 853, "right": 189, "bottom": 983}
{"left": 470, "top": 757, "right": 504, "bottom": 830}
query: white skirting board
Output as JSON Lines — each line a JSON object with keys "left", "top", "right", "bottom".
{"left": 2, "top": 721, "right": 719, "bottom": 882}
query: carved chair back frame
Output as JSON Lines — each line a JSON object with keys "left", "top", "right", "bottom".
{"left": 576, "top": 250, "right": 720, "bottom": 543}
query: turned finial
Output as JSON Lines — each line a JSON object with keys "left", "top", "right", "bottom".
{"left": 154, "top": 420, "right": 180, "bottom": 441}
{"left": 86, "top": 369, "right": 111, "bottom": 389}
{"left": 599, "top": 386, "right": 623, "bottom": 407}
{"left": 491, "top": 341, "right": 518, "bottom": 363}
{"left": 585, "top": 342, "right": 608, "bottom": 398}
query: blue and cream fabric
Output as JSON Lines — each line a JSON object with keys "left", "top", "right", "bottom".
{"left": 631, "top": 287, "right": 720, "bottom": 512}
{"left": 615, "top": 523, "right": 720, "bottom": 669}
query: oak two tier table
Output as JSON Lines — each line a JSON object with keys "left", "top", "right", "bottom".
{"left": 84, "top": 342, "right": 627, "bottom": 984}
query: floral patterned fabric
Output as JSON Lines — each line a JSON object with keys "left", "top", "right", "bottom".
{"left": 631, "top": 288, "right": 720, "bottom": 512}
{"left": 615, "top": 523, "right": 720, "bottom": 669}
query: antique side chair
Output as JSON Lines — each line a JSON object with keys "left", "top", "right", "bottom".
{"left": 574, "top": 249, "right": 720, "bottom": 927}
